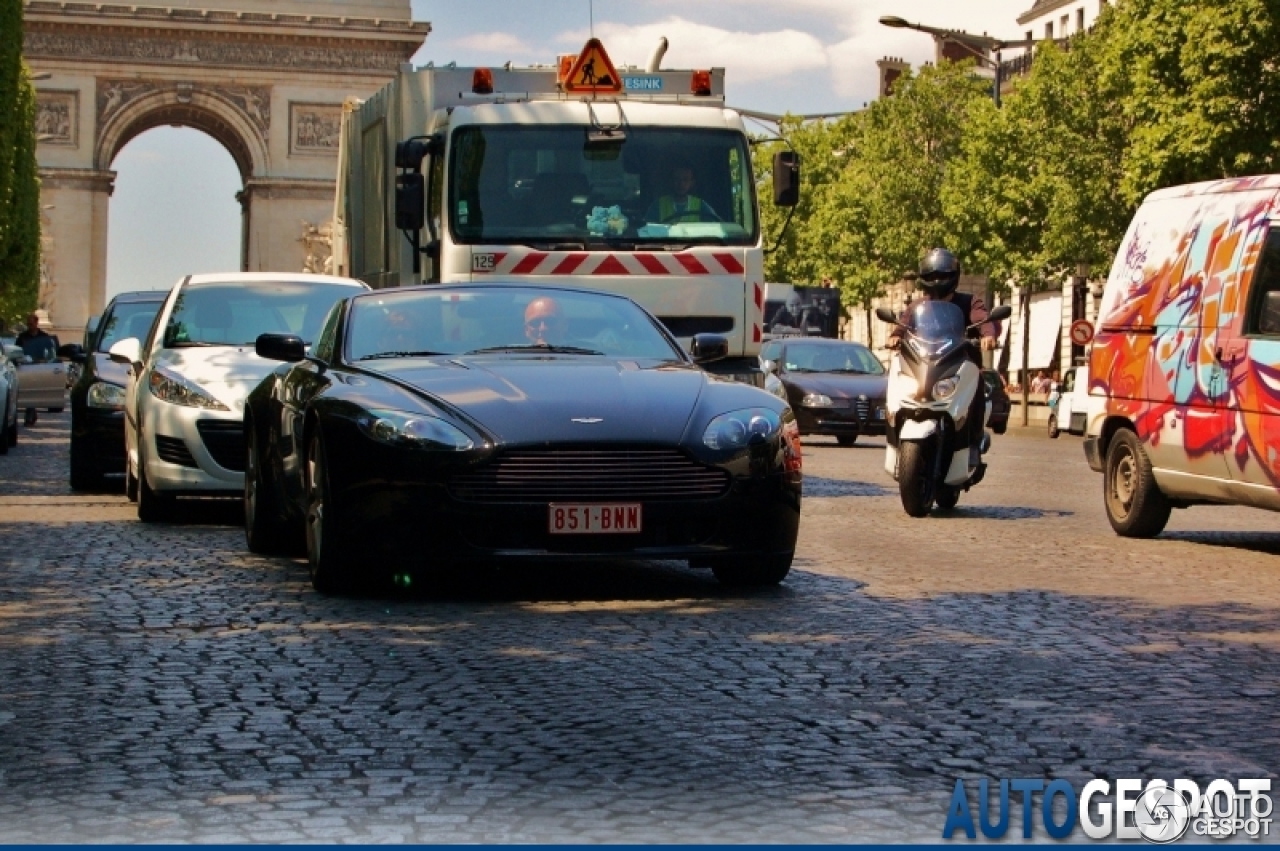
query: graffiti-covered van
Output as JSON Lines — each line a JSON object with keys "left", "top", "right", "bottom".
{"left": 1085, "top": 174, "right": 1280, "bottom": 535}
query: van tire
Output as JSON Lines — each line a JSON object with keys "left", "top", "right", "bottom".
{"left": 1104, "top": 429, "right": 1170, "bottom": 538}
{"left": 1047, "top": 414, "right": 1060, "bottom": 439}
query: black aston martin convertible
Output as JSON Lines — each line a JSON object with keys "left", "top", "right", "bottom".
{"left": 243, "top": 284, "right": 802, "bottom": 594}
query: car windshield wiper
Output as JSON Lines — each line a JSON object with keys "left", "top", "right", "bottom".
{"left": 464, "top": 344, "right": 605, "bottom": 356}
{"left": 356, "top": 350, "right": 448, "bottom": 361}
{"left": 785, "top": 367, "right": 817, "bottom": 373}
{"left": 830, "top": 368, "right": 874, "bottom": 374}
{"left": 168, "top": 341, "right": 221, "bottom": 348}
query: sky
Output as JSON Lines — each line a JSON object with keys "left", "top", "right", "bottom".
{"left": 105, "top": 0, "right": 1034, "bottom": 299}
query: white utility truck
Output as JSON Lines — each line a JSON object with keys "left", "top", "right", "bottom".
{"left": 332, "top": 39, "right": 800, "bottom": 382}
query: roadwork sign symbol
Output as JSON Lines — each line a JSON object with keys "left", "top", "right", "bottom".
{"left": 1070, "top": 319, "right": 1095, "bottom": 346}
{"left": 563, "top": 39, "right": 622, "bottom": 94}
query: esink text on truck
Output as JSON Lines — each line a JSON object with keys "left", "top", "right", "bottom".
{"left": 332, "top": 38, "right": 802, "bottom": 383}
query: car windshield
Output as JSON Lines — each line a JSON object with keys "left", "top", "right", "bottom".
{"left": 163, "top": 281, "right": 359, "bottom": 348}
{"left": 783, "top": 342, "right": 884, "bottom": 374}
{"left": 96, "top": 300, "right": 162, "bottom": 352}
{"left": 347, "top": 288, "right": 682, "bottom": 362}
{"left": 449, "top": 125, "right": 756, "bottom": 247}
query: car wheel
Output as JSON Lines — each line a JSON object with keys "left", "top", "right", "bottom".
{"left": 136, "top": 447, "right": 176, "bottom": 522}
{"left": 934, "top": 484, "right": 961, "bottom": 511}
{"left": 244, "top": 421, "right": 302, "bottom": 555}
{"left": 897, "top": 440, "right": 935, "bottom": 518}
{"left": 6, "top": 414, "right": 16, "bottom": 447}
{"left": 836, "top": 434, "right": 857, "bottom": 447}
{"left": 0, "top": 421, "right": 8, "bottom": 455}
{"left": 49, "top": 407, "right": 63, "bottom": 413}
{"left": 1104, "top": 429, "right": 1171, "bottom": 538}
{"left": 712, "top": 552, "right": 793, "bottom": 587}
{"left": 69, "top": 434, "right": 104, "bottom": 491}
{"left": 306, "top": 430, "right": 353, "bottom": 594}
{"left": 1047, "top": 413, "right": 1060, "bottom": 439}
{"left": 24, "top": 408, "right": 36, "bottom": 426}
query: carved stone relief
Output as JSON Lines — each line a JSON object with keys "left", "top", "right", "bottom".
{"left": 215, "top": 87, "right": 271, "bottom": 135}
{"left": 35, "top": 91, "right": 77, "bottom": 147}
{"left": 97, "top": 79, "right": 271, "bottom": 144}
{"left": 290, "top": 103, "right": 342, "bottom": 156}
{"left": 299, "top": 219, "right": 334, "bottom": 274}
{"left": 97, "top": 79, "right": 157, "bottom": 125}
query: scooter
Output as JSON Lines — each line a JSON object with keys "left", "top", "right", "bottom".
{"left": 875, "top": 301, "right": 1013, "bottom": 517}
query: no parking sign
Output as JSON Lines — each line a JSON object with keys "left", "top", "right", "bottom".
{"left": 1070, "top": 319, "right": 1095, "bottom": 346}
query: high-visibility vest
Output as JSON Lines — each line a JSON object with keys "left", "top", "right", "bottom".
{"left": 658, "top": 195, "right": 703, "bottom": 223}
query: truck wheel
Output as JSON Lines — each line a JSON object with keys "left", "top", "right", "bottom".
{"left": 712, "top": 553, "right": 792, "bottom": 587}
{"left": 897, "top": 441, "right": 935, "bottom": 518}
{"left": 1047, "top": 414, "right": 1060, "bottom": 439}
{"left": 1104, "top": 429, "right": 1170, "bottom": 538}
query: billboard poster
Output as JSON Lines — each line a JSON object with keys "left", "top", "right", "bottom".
{"left": 763, "top": 285, "right": 841, "bottom": 340}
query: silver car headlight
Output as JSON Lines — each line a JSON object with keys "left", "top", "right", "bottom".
{"left": 86, "top": 381, "right": 127, "bottom": 409}
{"left": 148, "top": 366, "right": 229, "bottom": 411}
{"left": 933, "top": 377, "right": 959, "bottom": 399}
{"left": 703, "top": 407, "right": 782, "bottom": 450}
{"left": 358, "top": 409, "right": 474, "bottom": 451}
{"left": 801, "top": 393, "right": 833, "bottom": 408}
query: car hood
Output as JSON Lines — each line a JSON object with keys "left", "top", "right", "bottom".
{"left": 783, "top": 372, "right": 888, "bottom": 398}
{"left": 154, "top": 346, "right": 277, "bottom": 411}
{"left": 366, "top": 356, "right": 708, "bottom": 444}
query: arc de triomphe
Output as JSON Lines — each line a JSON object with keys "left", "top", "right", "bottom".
{"left": 24, "top": 0, "right": 428, "bottom": 341}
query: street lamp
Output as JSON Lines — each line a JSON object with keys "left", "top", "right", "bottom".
{"left": 878, "top": 16, "right": 1038, "bottom": 108}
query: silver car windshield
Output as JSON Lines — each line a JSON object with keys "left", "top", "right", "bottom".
{"left": 448, "top": 126, "right": 757, "bottom": 247}
{"left": 347, "top": 288, "right": 682, "bottom": 361}
{"left": 163, "top": 281, "right": 358, "bottom": 347}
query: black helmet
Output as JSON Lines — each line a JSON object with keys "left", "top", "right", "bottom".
{"left": 918, "top": 248, "right": 961, "bottom": 298}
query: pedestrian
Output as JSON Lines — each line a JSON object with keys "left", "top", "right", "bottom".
{"left": 15, "top": 312, "right": 53, "bottom": 426}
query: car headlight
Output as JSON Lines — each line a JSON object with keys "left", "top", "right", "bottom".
{"left": 801, "top": 393, "right": 833, "bottom": 408}
{"left": 148, "top": 366, "right": 229, "bottom": 410}
{"left": 86, "top": 381, "right": 127, "bottom": 409}
{"left": 933, "top": 377, "right": 959, "bottom": 399}
{"left": 703, "top": 407, "right": 782, "bottom": 450}
{"left": 358, "top": 409, "right": 474, "bottom": 451}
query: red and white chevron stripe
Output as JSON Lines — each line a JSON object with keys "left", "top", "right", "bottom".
{"left": 471, "top": 250, "right": 746, "bottom": 277}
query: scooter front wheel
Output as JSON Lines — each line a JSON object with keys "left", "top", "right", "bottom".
{"left": 897, "top": 440, "right": 935, "bottom": 518}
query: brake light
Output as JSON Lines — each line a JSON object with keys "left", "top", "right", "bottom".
{"left": 557, "top": 55, "right": 575, "bottom": 87}
{"left": 691, "top": 70, "right": 712, "bottom": 96}
{"left": 472, "top": 68, "right": 494, "bottom": 95}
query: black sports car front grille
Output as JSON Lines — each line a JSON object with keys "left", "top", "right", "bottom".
{"left": 196, "top": 420, "right": 246, "bottom": 472}
{"left": 449, "top": 448, "right": 731, "bottom": 503}
{"left": 155, "top": 435, "right": 197, "bottom": 468}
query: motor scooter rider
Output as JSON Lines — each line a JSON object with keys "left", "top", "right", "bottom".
{"left": 887, "top": 248, "right": 1001, "bottom": 465}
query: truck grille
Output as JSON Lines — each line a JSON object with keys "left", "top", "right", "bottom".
{"left": 196, "top": 420, "right": 246, "bottom": 472}
{"left": 155, "top": 435, "right": 197, "bottom": 468}
{"left": 449, "top": 448, "right": 731, "bottom": 503}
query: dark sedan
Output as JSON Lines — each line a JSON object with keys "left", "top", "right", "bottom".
{"left": 244, "top": 284, "right": 802, "bottom": 594}
{"left": 763, "top": 338, "right": 887, "bottom": 446}
{"left": 69, "top": 290, "right": 166, "bottom": 490}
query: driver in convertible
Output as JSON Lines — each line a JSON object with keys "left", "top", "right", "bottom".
{"left": 524, "top": 296, "right": 569, "bottom": 346}
{"left": 887, "top": 248, "right": 1001, "bottom": 466}
{"left": 646, "top": 165, "right": 721, "bottom": 225}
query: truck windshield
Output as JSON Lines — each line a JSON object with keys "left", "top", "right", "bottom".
{"left": 449, "top": 125, "right": 757, "bottom": 246}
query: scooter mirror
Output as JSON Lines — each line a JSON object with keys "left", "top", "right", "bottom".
{"left": 987, "top": 305, "right": 1013, "bottom": 323}
{"left": 874, "top": 307, "right": 898, "bottom": 324}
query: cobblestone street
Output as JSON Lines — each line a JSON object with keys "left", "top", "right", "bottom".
{"left": 0, "top": 413, "right": 1276, "bottom": 842}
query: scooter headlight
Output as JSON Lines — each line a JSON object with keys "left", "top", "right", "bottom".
{"left": 801, "top": 393, "right": 833, "bottom": 408}
{"left": 933, "top": 377, "right": 959, "bottom": 399}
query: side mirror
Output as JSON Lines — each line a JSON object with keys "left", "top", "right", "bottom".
{"left": 395, "top": 172, "right": 425, "bottom": 231}
{"left": 58, "top": 343, "right": 86, "bottom": 363}
{"left": 988, "top": 304, "right": 1013, "bottom": 323}
{"left": 690, "top": 333, "right": 729, "bottom": 364}
{"left": 761, "top": 359, "right": 777, "bottom": 374}
{"left": 256, "top": 333, "right": 307, "bottom": 363}
{"left": 875, "top": 307, "right": 899, "bottom": 324}
{"left": 108, "top": 337, "right": 143, "bottom": 369}
{"left": 772, "top": 151, "right": 800, "bottom": 207}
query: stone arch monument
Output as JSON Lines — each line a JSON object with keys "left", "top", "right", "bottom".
{"left": 24, "top": 0, "right": 429, "bottom": 341}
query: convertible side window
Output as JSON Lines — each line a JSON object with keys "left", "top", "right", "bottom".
{"left": 312, "top": 303, "right": 342, "bottom": 362}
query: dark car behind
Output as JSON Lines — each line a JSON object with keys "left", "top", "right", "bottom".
{"left": 764, "top": 338, "right": 887, "bottom": 446}
{"left": 69, "top": 290, "right": 166, "bottom": 490}
{"left": 983, "top": 370, "right": 1011, "bottom": 435}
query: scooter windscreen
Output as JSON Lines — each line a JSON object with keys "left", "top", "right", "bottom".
{"left": 902, "top": 300, "right": 967, "bottom": 359}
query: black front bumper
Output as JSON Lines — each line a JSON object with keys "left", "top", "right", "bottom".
{"left": 71, "top": 405, "right": 127, "bottom": 477}
{"left": 794, "top": 403, "right": 887, "bottom": 437}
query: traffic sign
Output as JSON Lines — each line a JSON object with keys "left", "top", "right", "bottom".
{"left": 563, "top": 38, "right": 622, "bottom": 94}
{"left": 1070, "top": 319, "right": 1095, "bottom": 346}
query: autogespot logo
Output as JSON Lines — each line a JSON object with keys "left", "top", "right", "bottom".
{"left": 943, "top": 777, "right": 1273, "bottom": 842}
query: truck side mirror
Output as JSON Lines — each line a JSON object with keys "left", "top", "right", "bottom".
{"left": 395, "top": 172, "right": 425, "bottom": 231}
{"left": 773, "top": 151, "right": 800, "bottom": 207}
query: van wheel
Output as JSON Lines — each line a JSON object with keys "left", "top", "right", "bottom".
{"left": 1047, "top": 414, "right": 1060, "bottom": 439}
{"left": 1104, "top": 429, "right": 1170, "bottom": 538}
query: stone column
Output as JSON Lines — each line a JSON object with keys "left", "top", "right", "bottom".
{"left": 37, "top": 167, "right": 114, "bottom": 344}
{"left": 239, "top": 177, "right": 337, "bottom": 274}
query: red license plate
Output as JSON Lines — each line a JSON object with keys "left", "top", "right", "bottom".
{"left": 548, "top": 503, "right": 642, "bottom": 535}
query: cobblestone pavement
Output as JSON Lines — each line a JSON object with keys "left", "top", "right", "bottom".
{"left": 0, "top": 413, "right": 1276, "bottom": 842}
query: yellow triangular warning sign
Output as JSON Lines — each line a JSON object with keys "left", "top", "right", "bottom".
{"left": 563, "top": 38, "right": 622, "bottom": 94}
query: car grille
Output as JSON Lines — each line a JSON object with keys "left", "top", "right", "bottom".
{"left": 155, "top": 435, "right": 197, "bottom": 468}
{"left": 854, "top": 396, "right": 870, "bottom": 420}
{"left": 196, "top": 420, "right": 246, "bottom": 472}
{"left": 449, "top": 448, "right": 731, "bottom": 503}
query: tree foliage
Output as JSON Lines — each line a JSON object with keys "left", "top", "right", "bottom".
{"left": 0, "top": 0, "right": 40, "bottom": 326}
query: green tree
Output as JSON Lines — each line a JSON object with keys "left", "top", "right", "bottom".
{"left": 0, "top": 0, "right": 40, "bottom": 326}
